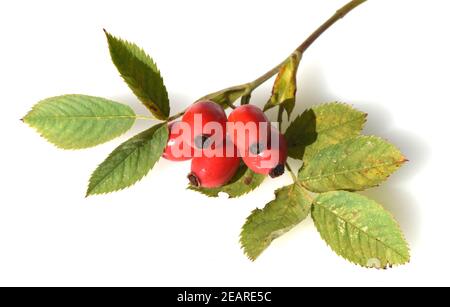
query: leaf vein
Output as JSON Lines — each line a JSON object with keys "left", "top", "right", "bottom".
{"left": 314, "top": 202, "right": 408, "bottom": 261}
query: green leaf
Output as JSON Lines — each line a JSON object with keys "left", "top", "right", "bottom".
{"left": 104, "top": 30, "right": 170, "bottom": 120}
{"left": 188, "top": 164, "right": 266, "bottom": 198}
{"left": 23, "top": 95, "right": 136, "bottom": 149}
{"left": 299, "top": 136, "right": 406, "bottom": 193}
{"left": 312, "top": 191, "right": 410, "bottom": 268}
{"left": 285, "top": 103, "right": 367, "bottom": 161}
{"left": 86, "top": 123, "right": 169, "bottom": 196}
{"left": 264, "top": 53, "right": 301, "bottom": 119}
{"left": 240, "top": 183, "right": 312, "bottom": 261}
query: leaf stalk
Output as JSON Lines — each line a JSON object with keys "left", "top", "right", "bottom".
{"left": 285, "top": 162, "right": 297, "bottom": 182}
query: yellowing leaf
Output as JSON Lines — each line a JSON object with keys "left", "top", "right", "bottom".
{"left": 312, "top": 191, "right": 410, "bottom": 268}
{"left": 299, "top": 136, "right": 406, "bottom": 192}
{"left": 264, "top": 53, "right": 301, "bottom": 119}
{"left": 285, "top": 103, "right": 366, "bottom": 161}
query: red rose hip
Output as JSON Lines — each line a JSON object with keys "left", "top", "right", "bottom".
{"left": 227, "top": 104, "right": 271, "bottom": 155}
{"left": 162, "top": 121, "right": 194, "bottom": 161}
{"left": 182, "top": 100, "right": 227, "bottom": 149}
{"left": 242, "top": 127, "right": 288, "bottom": 178}
{"left": 188, "top": 140, "right": 240, "bottom": 188}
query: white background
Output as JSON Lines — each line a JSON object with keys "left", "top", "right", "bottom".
{"left": 0, "top": 0, "right": 448, "bottom": 287}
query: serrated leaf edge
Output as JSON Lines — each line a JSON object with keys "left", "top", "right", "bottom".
{"left": 86, "top": 124, "right": 168, "bottom": 196}
{"left": 240, "top": 183, "right": 313, "bottom": 261}
{"left": 22, "top": 94, "right": 137, "bottom": 150}
{"left": 299, "top": 135, "right": 408, "bottom": 192}
{"left": 312, "top": 194, "right": 410, "bottom": 269}
{"left": 287, "top": 102, "right": 367, "bottom": 147}
{"left": 104, "top": 30, "right": 170, "bottom": 119}
{"left": 301, "top": 160, "right": 406, "bottom": 184}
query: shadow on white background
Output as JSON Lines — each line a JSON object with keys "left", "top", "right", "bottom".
{"left": 298, "top": 65, "right": 428, "bottom": 247}
{"left": 246, "top": 63, "right": 427, "bottom": 248}
{"left": 111, "top": 63, "right": 427, "bottom": 250}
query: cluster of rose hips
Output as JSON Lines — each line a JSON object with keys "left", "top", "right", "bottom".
{"left": 162, "top": 100, "right": 288, "bottom": 188}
